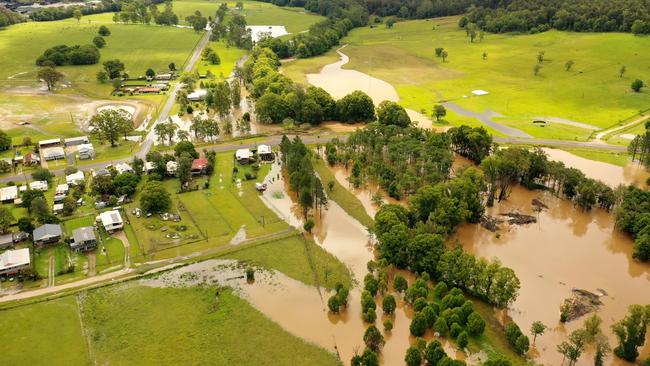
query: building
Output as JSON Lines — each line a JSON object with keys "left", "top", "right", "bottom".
{"left": 53, "top": 203, "right": 64, "bottom": 214}
{"left": 136, "top": 87, "right": 161, "bottom": 94}
{"left": 235, "top": 148, "right": 252, "bottom": 164}
{"left": 77, "top": 144, "right": 95, "bottom": 160}
{"left": 66, "top": 171, "right": 85, "bottom": 186}
{"left": 42, "top": 146, "right": 65, "bottom": 161}
{"left": 33, "top": 224, "right": 62, "bottom": 246}
{"left": 0, "top": 186, "right": 18, "bottom": 203}
{"left": 154, "top": 73, "right": 173, "bottom": 80}
{"left": 70, "top": 227, "right": 97, "bottom": 252}
{"left": 0, "top": 248, "right": 31, "bottom": 276}
{"left": 64, "top": 136, "right": 89, "bottom": 147}
{"left": 94, "top": 168, "right": 111, "bottom": 177}
{"left": 191, "top": 157, "right": 208, "bottom": 175}
{"left": 187, "top": 89, "right": 208, "bottom": 101}
{"left": 38, "top": 138, "right": 61, "bottom": 149}
{"left": 56, "top": 184, "right": 69, "bottom": 195}
{"left": 29, "top": 180, "right": 48, "bottom": 191}
{"left": 144, "top": 161, "right": 156, "bottom": 173}
{"left": 23, "top": 153, "right": 40, "bottom": 166}
{"left": 257, "top": 144, "right": 274, "bottom": 161}
{"left": 166, "top": 160, "right": 178, "bottom": 175}
{"left": 98, "top": 210, "right": 123, "bottom": 232}
{"left": 115, "top": 163, "right": 134, "bottom": 175}
{"left": 0, "top": 233, "right": 13, "bottom": 249}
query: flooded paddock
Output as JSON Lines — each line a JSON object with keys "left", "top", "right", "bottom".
{"left": 451, "top": 186, "right": 650, "bottom": 365}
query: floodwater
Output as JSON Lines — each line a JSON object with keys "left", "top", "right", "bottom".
{"left": 255, "top": 161, "right": 482, "bottom": 365}
{"left": 542, "top": 148, "right": 648, "bottom": 187}
{"left": 451, "top": 185, "right": 650, "bottom": 365}
{"left": 306, "top": 46, "right": 434, "bottom": 130}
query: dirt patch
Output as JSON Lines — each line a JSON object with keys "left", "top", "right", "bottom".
{"left": 561, "top": 289, "right": 603, "bottom": 322}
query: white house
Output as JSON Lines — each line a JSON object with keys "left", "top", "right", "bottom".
{"left": 235, "top": 148, "right": 252, "bottom": 164}
{"left": 115, "top": 163, "right": 134, "bottom": 175}
{"left": 187, "top": 89, "right": 208, "bottom": 101}
{"left": 38, "top": 138, "right": 61, "bottom": 149}
{"left": 55, "top": 184, "right": 69, "bottom": 195}
{"left": 77, "top": 144, "right": 95, "bottom": 160}
{"left": 29, "top": 180, "right": 48, "bottom": 191}
{"left": 42, "top": 146, "right": 65, "bottom": 161}
{"left": 144, "top": 161, "right": 155, "bottom": 173}
{"left": 66, "top": 171, "right": 85, "bottom": 185}
{"left": 0, "top": 186, "right": 18, "bottom": 203}
{"left": 257, "top": 144, "right": 274, "bottom": 161}
{"left": 0, "top": 248, "right": 31, "bottom": 275}
{"left": 98, "top": 210, "right": 124, "bottom": 232}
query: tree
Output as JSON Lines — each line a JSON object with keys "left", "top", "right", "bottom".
{"left": 410, "top": 312, "right": 428, "bottom": 337}
{"left": 21, "top": 190, "right": 44, "bottom": 212}
{"left": 441, "top": 50, "right": 448, "bottom": 62}
{"left": 433, "top": 104, "right": 446, "bottom": 121}
{"left": 435, "top": 47, "right": 444, "bottom": 57}
{"left": 393, "top": 275, "right": 408, "bottom": 293}
{"left": 73, "top": 8, "right": 82, "bottom": 23}
{"left": 303, "top": 219, "right": 315, "bottom": 233}
{"left": 620, "top": 65, "right": 627, "bottom": 78}
{"left": 139, "top": 181, "right": 171, "bottom": 213}
{"left": 93, "top": 36, "right": 106, "bottom": 48}
{"left": 98, "top": 25, "right": 111, "bottom": 36}
{"left": 426, "top": 341, "right": 447, "bottom": 365}
{"left": 376, "top": 101, "right": 411, "bottom": 127}
{"left": 209, "top": 81, "right": 231, "bottom": 118}
{"left": 37, "top": 67, "right": 64, "bottom": 91}
{"left": 466, "top": 312, "right": 486, "bottom": 336}
{"left": 537, "top": 51, "right": 545, "bottom": 63}
{"left": 351, "top": 348, "right": 379, "bottom": 366}
{"left": 32, "top": 167, "right": 53, "bottom": 182}
{"left": 386, "top": 18, "right": 395, "bottom": 28}
{"left": 611, "top": 304, "right": 650, "bottom": 361}
{"left": 405, "top": 346, "right": 421, "bottom": 366}
{"left": 168, "top": 62, "right": 176, "bottom": 71}
{"left": 89, "top": 109, "right": 132, "bottom": 147}
{"left": 457, "top": 331, "right": 469, "bottom": 349}
{"left": 230, "top": 79, "right": 241, "bottom": 108}
{"left": 146, "top": 68, "right": 156, "bottom": 78}
{"left": 482, "top": 51, "right": 487, "bottom": 60}
{"left": 0, "top": 131, "right": 9, "bottom": 152}
{"left": 17, "top": 217, "right": 34, "bottom": 233}
{"left": 565, "top": 60, "right": 574, "bottom": 71}
{"left": 96, "top": 70, "right": 108, "bottom": 83}
{"left": 534, "top": 64, "right": 542, "bottom": 76}
{"left": 382, "top": 294, "right": 396, "bottom": 314}
{"left": 174, "top": 141, "right": 198, "bottom": 159}
{"left": 31, "top": 197, "right": 50, "bottom": 223}
{"left": 177, "top": 155, "right": 192, "bottom": 186}
{"left": 103, "top": 59, "right": 125, "bottom": 79}
{"left": 256, "top": 92, "right": 289, "bottom": 124}
{"left": 336, "top": 91, "right": 375, "bottom": 123}
{"left": 0, "top": 207, "right": 14, "bottom": 233}
{"left": 632, "top": 79, "right": 644, "bottom": 92}
{"left": 530, "top": 321, "right": 546, "bottom": 345}
{"left": 154, "top": 119, "right": 177, "bottom": 145}
{"left": 363, "top": 325, "right": 385, "bottom": 352}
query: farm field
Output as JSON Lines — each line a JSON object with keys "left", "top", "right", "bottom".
{"left": 284, "top": 16, "right": 650, "bottom": 140}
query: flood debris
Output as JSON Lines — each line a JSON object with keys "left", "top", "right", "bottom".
{"left": 531, "top": 198, "right": 549, "bottom": 211}
{"left": 480, "top": 215, "right": 504, "bottom": 232}
{"left": 560, "top": 289, "right": 603, "bottom": 322}
{"left": 499, "top": 212, "right": 537, "bottom": 225}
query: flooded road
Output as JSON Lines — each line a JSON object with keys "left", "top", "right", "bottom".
{"left": 451, "top": 186, "right": 650, "bottom": 365}
{"left": 542, "top": 148, "right": 647, "bottom": 187}
{"left": 306, "top": 45, "right": 434, "bottom": 130}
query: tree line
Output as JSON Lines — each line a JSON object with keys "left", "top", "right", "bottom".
{"left": 243, "top": 46, "right": 375, "bottom": 125}
{"left": 279, "top": 135, "right": 327, "bottom": 218}
{"left": 0, "top": 5, "right": 24, "bottom": 27}
{"left": 461, "top": 0, "right": 650, "bottom": 35}
{"left": 36, "top": 44, "right": 100, "bottom": 67}
{"left": 112, "top": 0, "right": 179, "bottom": 26}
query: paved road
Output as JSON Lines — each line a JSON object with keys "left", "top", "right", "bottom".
{"left": 137, "top": 30, "right": 212, "bottom": 160}
{"left": 442, "top": 102, "right": 532, "bottom": 138}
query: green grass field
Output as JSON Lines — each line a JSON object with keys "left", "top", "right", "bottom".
{"left": 284, "top": 16, "right": 650, "bottom": 140}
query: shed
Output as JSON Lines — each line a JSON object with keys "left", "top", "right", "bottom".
{"left": 0, "top": 233, "right": 14, "bottom": 249}
{"left": 64, "top": 136, "right": 89, "bottom": 146}
{"left": 38, "top": 138, "right": 61, "bottom": 148}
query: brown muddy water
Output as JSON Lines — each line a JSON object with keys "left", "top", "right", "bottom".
{"left": 451, "top": 185, "right": 650, "bottom": 365}
{"left": 542, "top": 148, "right": 648, "bottom": 187}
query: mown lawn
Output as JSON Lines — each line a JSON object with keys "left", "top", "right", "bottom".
{"left": 81, "top": 285, "right": 340, "bottom": 365}
{"left": 0, "top": 296, "right": 88, "bottom": 366}
{"left": 194, "top": 40, "right": 246, "bottom": 79}
{"left": 221, "top": 234, "right": 352, "bottom": 289}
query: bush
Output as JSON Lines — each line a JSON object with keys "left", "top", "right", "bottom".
{"left": 457, "top": 331, "right": 469, "bottom": 349}
{"left": 410, "top": 312, "right": 427, "bottom": 337}
{"left": 245, "top": 267, "right": 254, "bottom": 281}
{"left": 98, "top": 25, "right": 111, "bottom": 36}
{"left": 36, "top": 44, "right": 100, "bottom": 66}
{"left": 93, "top": 36, "right": 106, "bottom": 48}
{"left": 362, "top": 308, "right": 377, "bottom": 323}
{"left": 383, "top": 319, "right": 393, "bottom": 332}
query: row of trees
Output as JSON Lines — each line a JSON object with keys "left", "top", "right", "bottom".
{"left": 461, "top": 0, "right": 650, "bottom": 34}
{"left": 278, "top": 136, "right": 327, "bottom": 218}
{"left": 30, "top": 1, "right": 118, "bottom": 22}
{"left": 36, "top": 44, "right": 100, "bottom": 67}
{"left": 112, "top": 0, "right": 178, "bottom": 26}
{"left": 0, "top": 5, "right": 24, "bottom": 27}
{"left": 615, "top": 186, "right": 650, "bottom": 261}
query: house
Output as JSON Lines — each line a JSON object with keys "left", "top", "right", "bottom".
{"left": 136, "top": 87, "right": 161, "bottom": 94}
{"left": 56, "top": 184, "right": 69, "bottom": 195}
{"left": 150, "top": 83, "right": 169, "bottom": 90}
{"left": 166, "top": 160, "right": 178, "bottom": 175}
{"left": 77, "top": 144, "right": 95, "bottom": 160}
{"left": 42, "top": 146, "right": 65, "bottom": 161}
{"left": 33, "top": 224, "right": 63, "bottom": 246}
{"left": 1, "top": 157, "right": 13, "bottom": 166}
{"left": 115, "top": 162, "right": 134, "bottom": 175}
{"left": 0, "top": 186, "right": 18, "bottom": 203}
{"left": 53, "top": 203, "right": 64, "bottom": 214}
{"left": 29, "top": 180, "right": 48, "bottom": 191}
{"left": 154, "top": 73, "right": 173, "bottom": 80}
{"left": 257, "top": 144, "right": 274, "bottom": 161}
{"left": 64, "top": 136, "right": 89, "bottom": 147}
{"left": 98, "top": 210, "right": 123, "bottom": 232}
{"left": 23, "top": 153, "right": 40, "bottom": 166}
{"left": 0, "top": 233, "right": 14, "bottom": 249}
{"left": 94, "top": 168, "right": 111, "bottom": 177}
{"left": 70, "top": 226, "right": 97, "bottom": 251}
{"left": 187, "top": 89, "right": 208, "bottom": 101}
{"left": 235, "top": 148, "right": 252, "bottom": 164}
{"left": 38, "top": 138, "right": 61, "bottom": 149}
{"left": 191, "top": 157, "right": 208, "bottom": 175}
{"left": 0, "top": 248, "right": 31, "bottom": 276}
{"left": 144, "top": 161, "right": 156, "bottom": 173}
{"left": 66, "top": 171, "right": 85, "bottom": 185}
